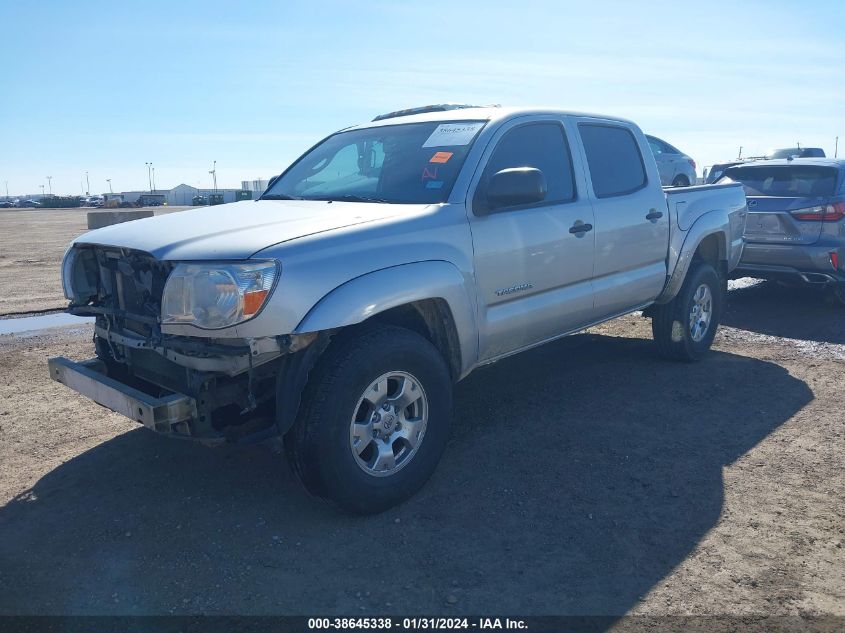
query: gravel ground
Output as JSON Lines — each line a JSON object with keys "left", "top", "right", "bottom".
{"left": 0, "top": 281, "right": 842, "bottom": 618}
{"left": 0, "top": 207, "right": 188, "bottom": 316}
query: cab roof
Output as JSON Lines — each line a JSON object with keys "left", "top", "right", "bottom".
{"left": 344, "top": 106, "right": 637, "bottom": 132}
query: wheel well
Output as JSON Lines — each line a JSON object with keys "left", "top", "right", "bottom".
{"left": 694, "top": 233, "right": 727, "bottom": 281}
{"left": 364, "top": 299, "right": 462, "bottom": 381}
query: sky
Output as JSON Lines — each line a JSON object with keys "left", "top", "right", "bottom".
{"left": 1, "top": 0, "right": 843, "bottom": 197}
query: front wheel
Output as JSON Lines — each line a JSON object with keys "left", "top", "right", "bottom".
{"left": 285, "top": 325, "right": 453, "bottom": 514}
{"left": 652, "top": 262, "right": 723, "bottom": 361}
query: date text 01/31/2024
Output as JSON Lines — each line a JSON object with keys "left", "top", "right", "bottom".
{"left": 307, "top": 617, "right": 528, "bottom": 630}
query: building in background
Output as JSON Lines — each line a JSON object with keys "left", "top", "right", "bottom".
{"left": 243, "top": 179, "right": 269, "bottom": 195}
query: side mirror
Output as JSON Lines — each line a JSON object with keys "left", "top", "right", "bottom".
{"left": 265, "top": 174, "right": 281, "bottom": 191}
{"left": 484, "top": 167, "right": 547, "bottom": 212}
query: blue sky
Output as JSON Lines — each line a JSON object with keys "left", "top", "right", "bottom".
{"left": 1, "top": 0, "right": 842, "bottom": 196}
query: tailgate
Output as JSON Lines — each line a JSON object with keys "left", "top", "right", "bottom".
{"left": 744, "top": 196, "right": 825, "bottom": 245}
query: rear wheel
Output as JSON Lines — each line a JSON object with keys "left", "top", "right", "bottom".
{"left": 652, "top": 262, "right": 723, "bottom": 361}
{"left": 672, "top": 175, "right": 690, "bottom": 187}
{"left": 285, "top": 325, "right": 453, "bottom": 514}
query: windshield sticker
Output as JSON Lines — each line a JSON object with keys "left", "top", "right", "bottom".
{"left": 429, "top": 151, "right": 453, "bottom": 164}
{"left": 425, "top": 181, "right": 444, "bottom": 189}
{"left": 422, "top": 122, "right": 484, "bottom": 148}
{"left": 422, "top": 166, "right": 439, "bottom": 182}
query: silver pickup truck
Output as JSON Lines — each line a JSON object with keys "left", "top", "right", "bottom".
{"left": 51, "top": 106, "right": 747, "bottom": 513}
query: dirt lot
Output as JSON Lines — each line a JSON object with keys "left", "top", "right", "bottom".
{"left": 0, "top": 278, "right": 842, "bottom": 619}
{"left": 0, "top": 207, "right": 188, "bottom": 316}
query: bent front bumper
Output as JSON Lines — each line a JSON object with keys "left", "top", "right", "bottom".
{"left": 48, "top": 357, "right": 199, "bottom": 437}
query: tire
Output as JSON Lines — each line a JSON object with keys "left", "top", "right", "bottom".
{"left": 652, "top": 261, "right": 723, "bottom": 361}
{"left": 285, "top": 325, "right": 453, "bottom": 514}
{"left": 672, "top": 175, "right": 690, "bottom": 187}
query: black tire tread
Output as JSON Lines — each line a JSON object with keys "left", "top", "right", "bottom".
{"left": 285, "top": 324, "right": 451, "bottom": 513}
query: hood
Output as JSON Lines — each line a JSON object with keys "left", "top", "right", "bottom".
{"left": 74, "top": 199, "right": 413, "bottom": 260}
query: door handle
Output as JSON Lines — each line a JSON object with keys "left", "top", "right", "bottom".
{"left": 569, "top": 222, "right": 593, "bottom": 235}
{"left": 646, "top": 209, "right": 664, "bottom": 221}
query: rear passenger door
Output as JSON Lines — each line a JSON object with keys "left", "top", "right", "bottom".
{"left": 468, "top": 117, "right": 596, "bottom": 361}
{"left": 575, "top": 120, "right": 670, "bottom": 320}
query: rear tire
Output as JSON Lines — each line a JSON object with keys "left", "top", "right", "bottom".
{"left": 652, "top": 262, "right": 723, "bottom": 361}
{"left": 672, "top": 175, "right": 690, "bottom": 187}
{"left": 285, "top": 325, "right": 453, "bottom": 514}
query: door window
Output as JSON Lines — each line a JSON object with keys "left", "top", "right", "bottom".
{"left": 475, "top": 122, "right": 575, "bottom": 213}
{"left": 580, "top": 124, "right": 648, "bottom": 198}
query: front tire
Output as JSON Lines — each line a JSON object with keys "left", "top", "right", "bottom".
{"left": 285, "top": 325, "right": 453, "bottom": 514}
{"left": 652, "top": 262, "right": 723, "bottom": 361}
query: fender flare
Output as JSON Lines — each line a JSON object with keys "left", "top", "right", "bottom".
{"left": 656, "top": 211, "right": 728, "bottom": 304}
{"left": 294, "top": 260, "right": 478, "bottom": 377}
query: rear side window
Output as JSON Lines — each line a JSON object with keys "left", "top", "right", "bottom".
{"left": 580, "top": 124, "right": 647, "bottom": 198}
{"left": 719, "top": 165, "right": 838, "bottom": 197}
{"left": 478, "top": 122, "right": 576, "bottom": 210}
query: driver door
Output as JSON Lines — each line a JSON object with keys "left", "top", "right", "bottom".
{"left": 468, "top": 117, "right": 596, "bottom": 361}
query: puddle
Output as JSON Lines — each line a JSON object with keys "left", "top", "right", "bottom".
{"left": 0, "top": 312, "right": 94, "bottom": 336}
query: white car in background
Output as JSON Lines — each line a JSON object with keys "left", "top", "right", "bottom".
{"left": 646, "top": 134, "right": 697, "bottom": 187}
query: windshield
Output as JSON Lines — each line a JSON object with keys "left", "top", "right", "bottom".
{"left": 263, "top": 120, "right": 486, "bottom": 204}
{"left": 718, "top": 165, "right": 838, "bottom": 197}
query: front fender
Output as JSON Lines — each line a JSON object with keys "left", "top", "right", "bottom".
{"left": 295, "top": 261, "right": 478, "bottom": 376}
{"left": 656, "top": 211, "right": 729, "bottom": 304}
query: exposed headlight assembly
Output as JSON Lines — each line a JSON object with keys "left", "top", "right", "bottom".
{"left": 161, "top": 261, "right": 279, "bottom": 329}
{"left": 61, "top": 245, "right": 78, "bottom": 300}
{"left": 62, "top": 245, "right": 98, "bottom": 304}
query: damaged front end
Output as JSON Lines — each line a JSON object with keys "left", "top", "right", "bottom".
{"left": 50, "top": 245, "right": 319, "bottom": 443}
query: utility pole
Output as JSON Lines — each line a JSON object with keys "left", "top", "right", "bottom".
{"left": 46, "top": 176, "right": 52, "bottom": 195}
{"left": 85, "top": 171, "right": 90, "bottom": 196}
{"left": 145, "top": 162, "right": 153, "bottom": 192}
{"left": 106, "top": 179, "right": 113, "bottom": 194}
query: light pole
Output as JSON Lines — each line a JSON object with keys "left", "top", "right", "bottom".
{"left": 836, "top": 136, "right": 839, "bottom": 158}
{"left": 106, "top": 179, "right": 113, "bottom": 194}
{"left": 209, "top": 160, "right": 217, "bottom": 195}
{"left": 85, "top": 171, "right": 90, "bottom": 196}
{"left": 39, "top": 184, "right": 45, "bottom": 198}
{"left": 145, "top": 162, "right": 153, "bottom": 192}
{"left": 152, "top": 167, "right": 156, "bottom": 193}
{"left": 46, "top": 176, "right": 52, "bottom": 195}
{"left": 4, "top": 180, "right": 8, "bottom": 201}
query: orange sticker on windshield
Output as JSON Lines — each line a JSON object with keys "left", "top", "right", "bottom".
{"left": 430, "top": 151, "right": 453, "bottom": 164}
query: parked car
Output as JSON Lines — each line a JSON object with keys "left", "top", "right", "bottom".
{"left": 15, "top": 199, "right": 41, "bottom": 208}
{"left": 0, "top": 201, "right": 13, "bottom": 208}
{"left": 50, "top": 106, "right": 747, "bottom": 513}
{"left": 719, "top": 158, "right": 845, "bottom": 303}
{"left": 645, "top": 134, "right": 697, "bottom": 186}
